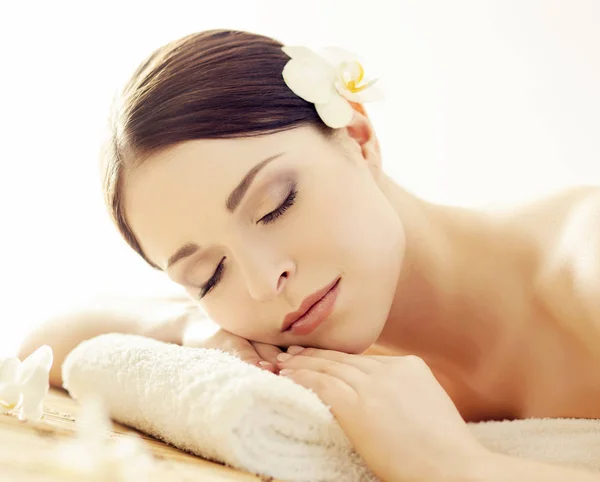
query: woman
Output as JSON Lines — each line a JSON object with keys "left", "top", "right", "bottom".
{"left": 20, "top": 29, "right": 600, "bottom": 481}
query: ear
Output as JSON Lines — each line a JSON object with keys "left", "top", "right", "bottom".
{"left": 343, "top": 102, "right": 382, "bottom": 180}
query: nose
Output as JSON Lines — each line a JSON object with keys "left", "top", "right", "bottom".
{"left": 234, "top": 241, "right": 296, "bottom": 302}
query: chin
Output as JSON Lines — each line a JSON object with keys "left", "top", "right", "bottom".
{"left": 336, "top": 339, "right": 377, "bottom": 355}
{"left": 320, "top": 322, "right": 383, "bottom": 354}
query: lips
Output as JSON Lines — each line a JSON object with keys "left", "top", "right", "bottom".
{"left": 281, "top": 277, "right": 341, "bottom": 332}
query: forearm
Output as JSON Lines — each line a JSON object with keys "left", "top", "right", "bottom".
{"left": 461, "top": 452, "right": 600, "bottom": 482}
{"left": 18, "top": 295, "right": 202, "bottom": 387}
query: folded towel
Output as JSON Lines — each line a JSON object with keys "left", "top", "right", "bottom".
{"left": 62, "top": 334, "right": 600, "bottom": 481}
{"left": 470, "top": 417, "right": 600, "bottom": 472}
{"left": 62, "top": 334, "right": 377, "bottom": 482}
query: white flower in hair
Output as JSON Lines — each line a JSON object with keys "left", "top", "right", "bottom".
{"left": 282, "top": 45, "right": 383, "bottom": 128}
{"left": 0, "top": 345, "right": 53, "bottom": 422}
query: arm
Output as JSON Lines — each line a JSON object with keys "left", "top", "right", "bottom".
{"left": 18, "top": 295, "right": 200, "bottom": 388}
{"left": 465, "top": 453, "right": 600, "bottom": 482}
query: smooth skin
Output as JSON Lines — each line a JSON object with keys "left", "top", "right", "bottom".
{"left": 19, "top": 103, "right": 600, "bottom": 480}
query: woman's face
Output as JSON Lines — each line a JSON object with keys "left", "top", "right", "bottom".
{"left": 124, "top": 123, "right": 405, "bottom": 353}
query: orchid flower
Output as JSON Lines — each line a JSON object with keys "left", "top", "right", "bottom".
{"left": 282, "top": 45, "right": 384, "bottom": 128}
{"left": 0, "top": 345, "right": 53, "bottom": 422}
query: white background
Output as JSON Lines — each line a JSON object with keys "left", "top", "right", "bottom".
{"left": 1, "top": 0, "right": 598, "bottom": 356}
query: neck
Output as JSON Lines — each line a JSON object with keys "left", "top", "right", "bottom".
{"left": 376, "top": 176, "right": 532, "bottom": 386}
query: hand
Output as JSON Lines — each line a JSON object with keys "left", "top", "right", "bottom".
{"left": 183, "top": 321, "right": 283, "bottom": 373}
{"left": 276, "top": 348, "right": 490, "bottom": 481}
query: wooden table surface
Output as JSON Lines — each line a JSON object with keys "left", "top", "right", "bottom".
{"left": 0, "top": 388, "right": 272, "bottom": 481}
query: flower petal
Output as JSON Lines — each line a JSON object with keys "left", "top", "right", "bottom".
{"left": 29, "top": 345, "right": 54, "bottom": 372}
{"left": 0, "top": 357, "right": 21, "bottom": 384}
{"left": 282, "top": 46, "right": 330, "bottom": 68}
{"left": 19, "top": 399, "right": 43, "bottom": 422}
{"left": 320, "top": 46, "right": 362, "bottom": 67}
{"left": 315, "top": 94, "right": 354, "bottom": 128}
{"left": 19, "top": 364, "right": 49, "bottom": 421}
{"left": 282, "top": 58, "right": 336, "bottom": 104}
{"left": 19, "top": 345, "right": 53, "bottom": 386}
{"left": 0, "top": 382, "right": 21, "bottom": 411}
{"left": 336, "top": 79, "right": 385, "bottom": 103}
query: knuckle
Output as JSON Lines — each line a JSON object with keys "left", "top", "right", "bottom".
{"left": 403, "top": 354, "right": 425, "bottom": 366}
{"left": 318, "top": 361, "right": 338, "bottom": 375}
{"left": 399, "top": 355, "right": 431, "bottom": 374}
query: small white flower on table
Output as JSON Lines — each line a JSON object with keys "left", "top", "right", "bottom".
{"left": 282, "top": 45, "right": 384, "bottom": 128}
{"left": 0, "top": 345, "right": 53, "bottom": 422}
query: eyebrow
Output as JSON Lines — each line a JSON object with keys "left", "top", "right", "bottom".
{"left": 166, "top": 152, "right": 284, "bottom": 270}
{"left": 225, "top": 152, "right": 284, "bottom": 212}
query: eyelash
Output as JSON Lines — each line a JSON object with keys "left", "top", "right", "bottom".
{"left": 197, "top": 184, "right": 299, "bottom": 300}
{"left": 199, "top": 257, "right": 225, "bottom": 299}
{"left": 258, "top": 184, "right": 298, "bottom": 225}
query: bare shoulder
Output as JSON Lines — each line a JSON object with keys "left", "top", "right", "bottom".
{"left": 501, "top": 185, "right": 600, "bottom": 232}
{"left": 528, "top": 185, "right": 600, "bottom": 281}
{"left": 508, "top": 185, "right": 600, "bottom": 345}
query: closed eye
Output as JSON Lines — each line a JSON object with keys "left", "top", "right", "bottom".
{"left": 197, "top": 257, "right": 225, "bottom": 300}
{"left": 259, "top": 183, "right": 298, "bottom": 225}
{"left": 197, "top": 182, "right": 299, "bottom": 300}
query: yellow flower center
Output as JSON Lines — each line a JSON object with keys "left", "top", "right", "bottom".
{"left": 0, "top": 399, "right": 16, "bottom": 410}
{"left": 339, "top": 60, "right": 370, "bottom": 93}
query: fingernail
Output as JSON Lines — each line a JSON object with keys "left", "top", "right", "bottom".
{"left": 287, "top": 346, "right": 304, "bottom": 355}
{"left": 279, "top": 369, "right": 294, "bottom": 376}
{"left": 277, "top": 353, "right": 292, "bottom": 362}
{"left": 258, "top": 361, "right": 272, "bottom": 367}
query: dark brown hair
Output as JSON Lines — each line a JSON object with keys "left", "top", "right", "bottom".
{"left": 101, "top": 29, "right": 333, "bottom": 269}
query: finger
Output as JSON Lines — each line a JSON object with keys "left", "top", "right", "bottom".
{"left": 283, "top": 369, "right": 357, "bottom": 420}
{"left": 277, "top": 354, "right": 365, "bottom": 389}
{"left": 364, "top": 355, "right": 401, "bottom": 363}
{"left": 251, "top": 341, "right": 283, "bottom": 366}
{"left": 284, "top": 346, "right": 379, "bottom": 373}
{"left": 230, "top": 340, "right": 276, "bottom": 372}
{"left": 366, "top": 354, "right": 431, "bottom": 372}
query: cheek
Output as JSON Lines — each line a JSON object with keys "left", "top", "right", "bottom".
{"left": 199, "top": 293, "right": 269, "bottom": 340}
{"left": 313, "top": 179, "right": 401, "bottom": 257}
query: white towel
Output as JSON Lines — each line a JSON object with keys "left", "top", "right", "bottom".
{"left": 62, "top": 334, "right": 377, "bottom": 482}
{"left": 62, "top": 334, "right": 600, "bottom": 481}
{"left": 470, "top": 417, "right": 600, "bottom": 471}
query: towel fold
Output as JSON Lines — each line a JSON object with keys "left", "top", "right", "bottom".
{"left": 62, "top": 334, "right": 376, "bottom": 482}
{"left": 470, "top": 417, "right": 600, "bottom": 471}
{"left": 62, "top": 334, "right": 600, "bottom": 481}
